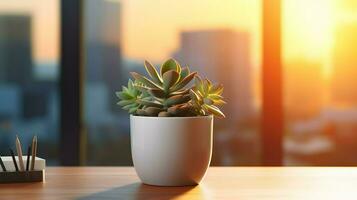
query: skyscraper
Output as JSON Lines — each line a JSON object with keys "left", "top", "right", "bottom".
{"left": 0, "top": 15, "right": 33, "bottom": 85}
{"left": 173, "top": 30, "right": 254, "bottom": 121}
{"left": 84, "top": 0, "right": 123, "bottom": 112}
{"left": 284, "top": 60, "right": 324, "bottom": 119}
{"left": 331, "top": 24, "right": 357, "bottom": 106}
{"left": 0, "top": 15, "right": 51, "bottom": 119}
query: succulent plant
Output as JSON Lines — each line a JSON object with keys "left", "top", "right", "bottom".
{"left": 189, "top": 76, "right": 226, "bottom": 118}
{"left": 116, "top": 80, "right": 147, "bottom": 114}
{"left": 116, "top": 58, "right": 225, "bottom": 117}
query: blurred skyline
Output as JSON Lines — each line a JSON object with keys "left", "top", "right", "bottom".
{"left": 1, "top": 0, "right": 357, "bottom": 166}
{"left": 0, "top": 0, "right": 59, "bottom": 62}
{"left": 2, "top": 0, "right": 356, "bottom": 75}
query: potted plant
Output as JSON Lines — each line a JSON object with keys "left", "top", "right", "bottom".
{"left": 116, "top": 58, "right": 225, "bottom": 186}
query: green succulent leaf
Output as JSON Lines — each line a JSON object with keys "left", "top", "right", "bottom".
{"left": 204, "top": 104, "right": 225, "bottom": 118}
{"left": 144, "top": 107, "right": 162, "bottom": 116}
{"left": 144, "top": 60, "right": 162, "bottom": 84}
{"left": 128, "top": 79, "right": 134, "bottom": 90}
{"left": 202, "top": 79, "right": 210, "bottom": 94}
{"left": 213, "top": 99, "right": 227, "bottom": 105}
{"left": 117, "top": 100, "right": 132, "bottom": 106}
{"left": 167, "top": 106, "right": 179, "bottom": 115}
{"left": 189, "top": 78, "right": 226, "bottom": 118}
{"left": 209, "top": 94, "right": 224, "bottom": 100}
{"left": 189, "top": 89, "right": 201, "bottom": 102}
{"left": 194, "top": 76, "right": 205, "bottom": 95}
{"left": 122, "top": 104, "right": 135, "bottom": 110}
{"left": 158, "top": 111, "right": 171, "bottom": 117}
{"left": 136, "top": 109, "right": 147, "bottom": 116}
{"left": 160, "top": 58, "right": 180, "bottom": 76}
{"left": 115, "top": 91, "right": 129, "bottom": 100}
{"left": 171, "top": 89, "right": 190, "bottom": 96}
{"left": 164, "top": 94, "right": 190, "bottom": 107}
{"left": 128, "top": 107, "right": 138, "bottom": 114}
{"left": 136, "top": 99, "right": 162, "bottom": 108}
{"left": 209, "top": 83, "right": 224, "bottom": 94}
{"left": 171, "top": 72, "right": 197, "bottom": 92}
{"left": 116, "top": 79, "right": 143, "bottom": 114}
{"left": 133, "top": 84, "right": 149, "bottom": 93}
{"left": 168, "top": 104, "right": 192, "bottom": 116}
{"left": 130, "top": 72, "right": 162, "bottom": 89}
{"left": 180, "top": 67, "right": 190, "bottom": 79}
{"left": 162, "top": 70, "right": 180, "bottom": 91}
{"left": 148, "top": 88, "right": 166, "bottom": 98}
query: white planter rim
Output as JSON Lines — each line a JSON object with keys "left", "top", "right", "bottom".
{"left": 130, "top": 114, "right": 213, "bottom": 120}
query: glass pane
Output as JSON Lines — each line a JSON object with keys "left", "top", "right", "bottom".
{"left": 0, "top": 0, "right": 60, "bottom": 164}
{"left": 84, "top": 0, "right": 261, "bottom": 166}
{"left": 283, "top": 0, "right": 357, "bottom": 165}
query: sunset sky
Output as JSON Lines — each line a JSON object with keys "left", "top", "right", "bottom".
{"left": 0, "top": 0, "right": 354, "bottom": 75}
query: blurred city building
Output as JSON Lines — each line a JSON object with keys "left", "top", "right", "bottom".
{"left": 173, "top": 29, "right": 259, "bottom": 166}
{"left": 0, "top": 14, "right": 59, "bottom": 163}
{"left": 173, "top": 29, "right": 254, "bottom": 122}
{"left": 284, "top": 60, "right": 325, "bottom": 119}
{"left": 7, "top": 0, "right": 357, "bottom": 167}
{"left": 84, "top": 0, "right": 132, "bottom": 165}
{"left": 331, "top": 24, "right": 357, "bottom": 107}
{"left": 0, "top": 85, "right": 21, "bottom": 121}
{"left": 286, "top": 20, "right": 357, "bottom": 165}
{"left": 322, "top": 108, "right": 357, "bottom": 164}
{"left": 0, "top": 15, "right": 33, "bottom": 85}
{"left": 285, "top": 107, "right": 357, "bottom": 166}
{"left": 84, "top": 0, "right": 123, "bottom": 112}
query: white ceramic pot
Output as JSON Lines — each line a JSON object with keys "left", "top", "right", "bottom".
{"left": 130, "top": 115, "right": 213, "bottom": 186}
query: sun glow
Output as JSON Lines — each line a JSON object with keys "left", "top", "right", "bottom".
{"left": 283, "top": 0, "right": 335, "bottom": 61}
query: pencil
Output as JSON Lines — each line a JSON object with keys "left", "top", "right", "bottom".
{"left": 26, "top": 145, "right": 31, "bottom": 171}
{"left": 0, "top": 155, "right": 6, "bottom": 172}
{"left": 16, "top": 135, "right": 25, "bottom": 171}
{"left": 10, "top": 149, "right": 19, "bottom": 172}
{"left": 30, "top": 136, "right": 37, "bottom": 171}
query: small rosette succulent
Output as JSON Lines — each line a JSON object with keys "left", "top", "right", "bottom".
{"left": 116, "top": 58, "right": 225, "bottom": 117}
{"left": 189, "top": 76, "right": 226, "bottom": 117}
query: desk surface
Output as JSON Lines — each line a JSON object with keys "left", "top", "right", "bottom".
{"left": 1, "top": 167, "right": 357, "bottom": 200}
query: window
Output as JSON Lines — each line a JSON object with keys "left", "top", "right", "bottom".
{"left": 6, "top": 0, "right": 356, "bottom": 166}
{"left": 83, "top": 0, "right": 262, "bottom": 166}
{"left": 0, "top": 0, "right": 60, "bottom": 164}
{"left": 283, "top": 0, "right": 357, "bottom": 165}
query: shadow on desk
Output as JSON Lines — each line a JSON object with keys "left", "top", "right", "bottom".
{"left": 77, "top": 182, "right": 206, "bottom": 200}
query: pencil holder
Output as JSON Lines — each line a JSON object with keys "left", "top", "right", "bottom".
{"left": 0, "top": 156, "right": 46, "bottom": 183}
{"left": 0, "top": 170, "right": 44, "bottom": 183}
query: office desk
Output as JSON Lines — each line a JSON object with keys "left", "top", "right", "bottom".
{"left": 1, "top": 167, "right": 357, "bottom": 199}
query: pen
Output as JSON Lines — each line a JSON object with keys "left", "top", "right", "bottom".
{"left": 31, "top": 136, "right": 37, "bottom": 171}
{"left": 16, "top": 135, "right": 25, "bottom": 171}
{"left": 0, "top": 155, "right": 6, "bottom": 172}
{"left": 10, "top": 149, "right": 19, "bottom": 172}
{"left": 26, "top": 145, "right": 31, "bottom": 171}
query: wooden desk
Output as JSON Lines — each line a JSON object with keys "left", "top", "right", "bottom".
{"left": 1, "top": 167, "right": 357, "bottom": 199}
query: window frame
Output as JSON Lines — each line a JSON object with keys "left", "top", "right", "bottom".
{"left": 262, "top": 0, "right": 283, "bottom": 165}
{"left": 60, "top": 0, "right": 83, "bottom": 165}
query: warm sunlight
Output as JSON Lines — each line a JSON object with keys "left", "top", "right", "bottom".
{"left": 283, "top": 0, "right": 335, "bottom": 61}
{"left": 122, "top": 0, "right": 261, "bottom": 64}
{"left": 2, "top": 1, "right": 357, "bottom": 197}
{"left": 0, "top": 0, "right": 338, "bottom": 67}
